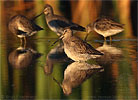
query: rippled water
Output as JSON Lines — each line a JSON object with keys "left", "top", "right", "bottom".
{"left": 1, "top": 35, "right": 137, "bottom": 99}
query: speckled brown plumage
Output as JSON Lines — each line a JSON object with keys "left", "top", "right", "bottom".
{"left": 61, "top": 28, "right": 103, "bottom": 61}
{"left": 8, "top": 15, "right": 43, "bottom": 38}
{"left": 86, "top": 16, "right": 124, "bottom": 41}
{"left": 93, "top": 17, "right": 124, "bottom": 31}
{"left": 43, "top": 4, "right": 85, "bottom": 36}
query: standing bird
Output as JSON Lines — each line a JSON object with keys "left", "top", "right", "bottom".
{"left": 86, "top": 16, "right": 124, "bottom": 41}
{"left": 60, "top": 28, "right": 103, "bottom": 62}
{"left": 8, "top": 15, "right": 43, "bottom": 44}
{"left": 43, "top": 4, "right": 85, "bottom": 36}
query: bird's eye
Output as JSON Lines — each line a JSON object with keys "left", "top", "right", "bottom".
{"left": 45, "top": 8, "right": 49, "bottom": 11}
{"left": 46, "top": 8, "right": 48, "bottom": 11}
{"left": 64, "top": 30, "right": 67, "bottom": 33}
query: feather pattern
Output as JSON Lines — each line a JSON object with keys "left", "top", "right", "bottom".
{"left": 44, "top": 4, "right": 85, "bottom": 35}
{"left": 62, "top": 28, "right": 103, "bottom": 61}
{"left": 86, "top": 16, "right": 124, "bottom": 38}
{"left": 8, "top": 15, "right": 43, "bottom": 37}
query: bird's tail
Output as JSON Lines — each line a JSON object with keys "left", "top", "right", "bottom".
{"left": 70, "top": 24, "right": 86, "bottom": 32}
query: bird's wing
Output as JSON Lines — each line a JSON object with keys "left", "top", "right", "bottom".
{"left": 95, "top": 21, "right": 111, "bottom": 31}
{"left": 17, "top": 30, "right": 27, "bottom": 36}
{"left": 110, "top": 20, "right": 124, "bottom": 29}
{"left": 70, "top": 22, "right": 85, "bottom": 31}
{"left": 19, "top": 16, "right": 34, "bottom": 30}
{"left": 70, "top": 37, "right": 103, "bottom": 55}
{"left": 83, "top": 42, "right": 103, "bottom": 55}
{"left": 31, "top": 22, "right": 43, "bottom": 31}
{"left": 48, "top": 19, "right": 71, "bottom": 28}
{"left": 48, "top": 15, "right": 85, "bottom": 31}
{"left": 95, "top": 18, "right": 124, "bottom": 31}
{"left": 19, "top": 16, "right": 43, "bottom": 31}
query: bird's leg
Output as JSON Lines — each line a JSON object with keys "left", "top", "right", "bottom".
{"left": 51, "top": 38, "right": 60, "bottom": 46}
{"left": 78, "top": 60, "right": 84, "bottom": 63}
{"left": 23, "top": 37, "right": 27, "bottom": 48}
{"left": 104, "top": 37, "right": 106, "bottom": 41}
{"left": 51, "top": 34, "right": 62, "bottom": 46}
{"left": 84, "top": 33, "right": 89, "bottom": 41}
{"left": 110, "top": 36, "right": 112, "bottom": 42}
{"left": 110, "top": 36, "right": 112, "bottom": 45}
{"left": 20, "top": 38, "right": 24, "bottom": 46}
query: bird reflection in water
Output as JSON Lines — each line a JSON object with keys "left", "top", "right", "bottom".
{"left": 8, "top": 46, "right": 41, "bottom": 69}
{"left": 96, "top": 41, "right": 122, "bottom": 64}
{"left": 53, "top": 62, "right": 104, "bottom": 95}
{"left": 44, "top": 43, "right": 70, "bottom": 75}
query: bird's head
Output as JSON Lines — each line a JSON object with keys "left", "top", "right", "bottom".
{"left": 44, "top": 4, "right": 54, "bottom": 16}
{"left": 51, "top": 28, "right": 73, "bottom": 46}
{"left": 60, "top": 28, "right": 73, "bottom": 40}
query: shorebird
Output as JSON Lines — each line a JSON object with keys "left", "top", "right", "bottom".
{"left": 60, "top": 28, "right": 103, "bottom": 62}
{"left": 8, "top": 15, "right": 43, "bottom": 44}
{"left": 43, "top": 4, "right": 85, "bottom": 36}
{"left": 86, "top": 16, "right": 124, "bottom": 41}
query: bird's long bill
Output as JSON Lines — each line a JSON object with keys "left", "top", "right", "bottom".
{"left": 59, "top": 34, "right": 64, "bottom": 39}
{"left": 51, "top": 35, "right": 63, "bottom": 46}
{"left": 32, "top": 12, "right": 43, "bottom": 21}
{"left": 51, "top": 38, "right": 60, "bottom": 46}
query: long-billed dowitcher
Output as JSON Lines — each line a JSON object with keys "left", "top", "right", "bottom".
{"left": 8, "top": 15, "right": 43, "bottom": 44}
{"left": 60, "top": 28, "right": 103, "bottom": 62}
{"left": 43, "top": 4, "right": 85, "bottom": 36}
{"left": 86, "top": 16, "right": 124, "bottom": 41}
